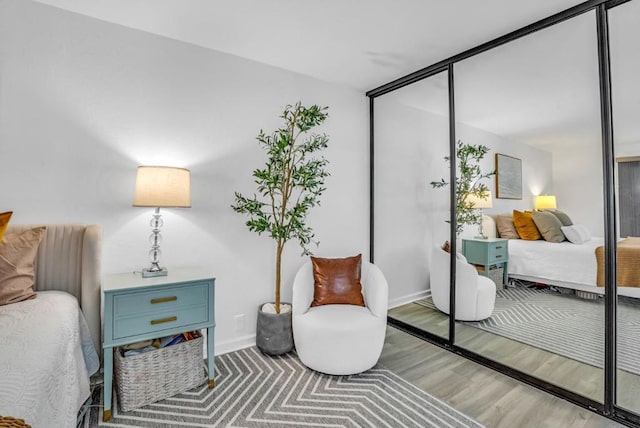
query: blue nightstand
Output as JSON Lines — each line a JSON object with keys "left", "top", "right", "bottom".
{"left": 462, "top": 238, "right": 508, "bottom": 288}
{"left": 102, "top": 268, "right": 215, "bottom": 421}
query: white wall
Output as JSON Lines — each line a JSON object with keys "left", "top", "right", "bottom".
{"left": 374, "top": 93, "right": 450, "bottom": 308}
{"left": 539, "top": 138, "right": 640, "bottom": 240}
{"left": 537, "top": 139, "right": 605, "bottom": 237}
{"left": 457, "top": 122, "right": 554, "bottom": 224}
{"left": 0, "top": 0, "right": 369, "bottom": 353}
{"left": 374, "top": 99, "right": 553, "bottom": 305}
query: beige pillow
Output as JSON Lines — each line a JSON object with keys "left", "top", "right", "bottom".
{"left": 496, "top": 215, "right": 519, "bottom": 239}
{"left": 532, "top": 211, "right": 565, "bottom": 243}
{"left": 0, "top": 227, "right": 46, "bottom": 305}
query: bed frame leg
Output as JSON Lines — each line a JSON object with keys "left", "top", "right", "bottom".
{"left": 103, "top": 409, "right": 111, "bottom": 422}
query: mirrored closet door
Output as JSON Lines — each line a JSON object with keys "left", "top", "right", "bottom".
{"left": 452, "top": 10, "right": 605, "bottom": 402}
{"left": 609, "top": 0, "right": 640, "bottom": 416}
{"left": 375, "top": 70, "right": 451, "bottom": 340}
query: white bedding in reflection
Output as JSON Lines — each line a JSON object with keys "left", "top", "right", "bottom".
{"left": 508, "top": 237, "right": 604, "bottom": 286}
{"left": 0, "top": 291, "right": 99, "bottom": 428}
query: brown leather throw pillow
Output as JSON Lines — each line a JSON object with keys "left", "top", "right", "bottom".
{"left": 310, "top": 254, "right": 365, "bottom": 307}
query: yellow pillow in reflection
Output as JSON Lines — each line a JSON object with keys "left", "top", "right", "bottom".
{"left": 513, "top": 210, "right": 541, "bottom": 241}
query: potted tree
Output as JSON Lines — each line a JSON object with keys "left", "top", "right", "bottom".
{"left": 431, "top": 140, "right": 495, "bottom": 236}
{"left": 232, "top": 102, "right": 330, "bottom": 355}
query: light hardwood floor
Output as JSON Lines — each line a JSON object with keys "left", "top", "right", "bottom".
{"left": 389, "top": 300, "right": 640, "bottom": 414}
{"left": 379, "top": 326, "right": 625, "bottom": 428}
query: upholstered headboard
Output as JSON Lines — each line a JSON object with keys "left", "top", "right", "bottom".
{"left": 6, "top": 224, "right": 102, "bottom": 353}
{"left": 482, "top": 214, "right": 497, "bottom": 239}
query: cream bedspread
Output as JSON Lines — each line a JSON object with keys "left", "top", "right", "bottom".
{"left": 508, "top": 238, "right": 604, "bottom": 286}
{"left": 0, "top": 291, "right": 99, "bottom": 428}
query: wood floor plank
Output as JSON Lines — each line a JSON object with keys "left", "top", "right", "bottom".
{"left": 380, "top": 326, "right": 625, "bottom": 427}
{"left": 389, "top": 301, "right": 613, "bottom": 402}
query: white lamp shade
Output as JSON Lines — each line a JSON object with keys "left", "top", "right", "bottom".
{"left": 133, "top": 166, "right": 191, "bottom": 208}
{"left": 465, "top": 190, "right": 493, "bottom": 209}
{"left": 535, "top": 195, "right": 557, "bottom": 210}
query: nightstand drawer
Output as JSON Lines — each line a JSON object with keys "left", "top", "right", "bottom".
{"left": 488, "top": 243, "right": 508, "bottom": 263}
{"left": 113, "top": 305, "right": 209, "bottom": 339}
{"left": 114, "top": 283, "right": 209, "bottom": 316}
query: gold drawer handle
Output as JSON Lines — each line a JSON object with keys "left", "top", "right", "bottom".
{"left": 151, "top": 296, "right": 177, "bottom": 304}
{"left": 150, "top": 316, "right": 177, "bottom": 325}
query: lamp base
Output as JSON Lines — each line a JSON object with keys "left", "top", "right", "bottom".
{"left": 474, "top": 234, "right": 489, "bottom": 240}
{"left": 141, "top": 267, "right": 168, "bottom": 278}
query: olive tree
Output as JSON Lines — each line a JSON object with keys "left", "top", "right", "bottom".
{"left": 232, "top": 102, "right": 329, "bottom": 313}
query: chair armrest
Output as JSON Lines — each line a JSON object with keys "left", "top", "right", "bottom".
{"left": 292, "top": 262, "right": 314, "bottom": 316}
{"left": 361, "top": 263, "right": 389, "bottom": 318}
{"left": 476, "top": 275, "right": 496, "bottom": 294}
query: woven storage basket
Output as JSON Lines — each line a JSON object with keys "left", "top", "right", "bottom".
{"left": 0, "top": 416, "right": 31, "bottom": 428}
{"left": 114, "top": 333, "right": 205, "bottom": 411}
{"left": 475, "top": 265, "right": 504, "bottom": 286}
{"left": 487, "top": 266, "right": 504, "bottom": 286}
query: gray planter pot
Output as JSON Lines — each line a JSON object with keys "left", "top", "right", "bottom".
{"left": 256, "top": 303, "right": 294, "bottom": 355}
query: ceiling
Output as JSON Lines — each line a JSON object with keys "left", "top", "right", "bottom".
{"left": 33, "top": 0, "right": 587, "bottom": 92}
{"left": 30, "top": 0, "right": 640, "bottom": 147}
{"left": 369, "top": 7, "right": 640, "bottom": 148}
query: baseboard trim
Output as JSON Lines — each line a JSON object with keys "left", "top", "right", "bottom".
{"left": 214, "top": 334, "right": 256, "bottom": 356}
{"left": 388, "top": 290, "right": 430, "bottom": 309}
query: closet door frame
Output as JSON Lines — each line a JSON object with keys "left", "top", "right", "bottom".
{"left": 368, "top": 0, "right": 637, "bottom": 425}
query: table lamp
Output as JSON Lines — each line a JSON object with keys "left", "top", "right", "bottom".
{"left": 133, "top": 166, "right": 191, "bottom": 278}
{"left": 535, "top": 195, "right": 557, "bottom": 210}
{"left": 465, "top": 190, "right": 493, "bottom": 239}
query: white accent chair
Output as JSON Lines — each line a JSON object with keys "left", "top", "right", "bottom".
{"left": 431, "top": 246, "right": 496, "bottom": 321}
{"left": 292, "top": 260, "right": 389, "bottom": 375}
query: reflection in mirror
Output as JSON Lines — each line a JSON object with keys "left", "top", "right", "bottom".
{"left": 609, "top": 0, "right": 640, "bottom": 415}
{"left": 374, "top": 70, "right": 450, "bottom": 339}
{"left": 453, "top": 10, "right": 604, "bottom": 402}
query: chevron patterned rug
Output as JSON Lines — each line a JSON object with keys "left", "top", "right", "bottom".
{"left": 86, "top": 346, "right": 483, "bottom": 428}
{"left": 416, "top": 287, "right": 640, "bottom": 374}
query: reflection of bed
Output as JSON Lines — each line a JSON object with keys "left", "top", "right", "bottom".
{"left": 507, "top": 238, "right": 640, "bottom": 298}
{"left": 482, "top": 215, "right": 640, "bottom": 298}
{"left": 508, "top": 237, "right": 599, "bottom": 286}
{"left": 0, "top": 224, "right": 102, "bottom": 428}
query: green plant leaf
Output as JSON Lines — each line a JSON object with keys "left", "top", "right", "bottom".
{"left": 231, "top": 102, "right": 330, "bottom": 311}
{"left": 430, "top": 140, "right": 495, "bottom": 235}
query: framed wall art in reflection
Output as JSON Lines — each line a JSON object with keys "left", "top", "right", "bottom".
{"left": 495, "top": 153, "right": 522, "bottom": 199}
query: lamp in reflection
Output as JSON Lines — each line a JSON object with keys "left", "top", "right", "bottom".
{"left": 465, "top": 190, "right": 493, "bottom": 239}
{"left": 535, "top": 195, "right": 557, "bottom": 210}
{"left": 133, "top": 166, "right": 191, "bottom": 278}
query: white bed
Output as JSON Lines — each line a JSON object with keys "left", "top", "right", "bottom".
{"left": 0, "top": 291, "right": 99, "bottom": 427}
{"left": 508, "top": 237, "right": 602, "bottom": 289}
{"left": 484, "top": 215, "right": 640, "bottom": 298}
{"left": 0, "top": 224, "right": 102, "bottom": 428}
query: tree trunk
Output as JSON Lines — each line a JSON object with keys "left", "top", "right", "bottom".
{"left": 275, "top": 240, "right": 284, "bottom": 314}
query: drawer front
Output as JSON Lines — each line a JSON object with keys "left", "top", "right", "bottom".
{"left": 462, "top": 241, "right": 486, "bottom": 265}
{"left": 488, "top": 242, "right": 508, "bottom": 263}
{"left": 113, "top": 305, "right": 209, "bottom": 339}
{"left": 114, "top": 282, "right": 209, "bottom": 317}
